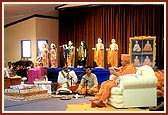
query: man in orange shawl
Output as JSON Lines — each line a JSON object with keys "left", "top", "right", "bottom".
{"left": 90, "top": 54, "right": 136, "bottom": 107}
{"left": 149, "top": 66, "right": 164, "bottom": 111}
{"left": 153, "top": 66, "right": 164, "bottom": 97}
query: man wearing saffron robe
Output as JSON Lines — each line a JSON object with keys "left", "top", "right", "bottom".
{"left": 153, "top": 66, "right": 164, "bottom": 97}
{"left": 90, "top": 54, "right": 136, "bottom": 107}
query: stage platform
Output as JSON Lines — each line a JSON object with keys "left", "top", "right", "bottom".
{"left": 47, "top": 67, "right": 110, "bottom": 85}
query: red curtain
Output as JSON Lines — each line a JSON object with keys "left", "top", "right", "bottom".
{"left": 59, "top": 4, "right": 164, "bottom": 69}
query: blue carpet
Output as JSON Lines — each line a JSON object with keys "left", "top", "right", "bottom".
{"left": 3, "top": 95, "right": 92, "bottom": 112}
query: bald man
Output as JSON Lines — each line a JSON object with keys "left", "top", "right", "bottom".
{"left": 90, "top": 54, "right": 136, "bottom": 107}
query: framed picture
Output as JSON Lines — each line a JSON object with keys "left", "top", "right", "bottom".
{"left": 129, "top": 36, "right": 156, "bottom": 67}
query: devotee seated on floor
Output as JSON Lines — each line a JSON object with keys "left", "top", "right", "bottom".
{"left": 57, "top": 62, "right": 78, "bottom": 93}
{"left": 76, "top": 66, "right": 99, "bottom": 95}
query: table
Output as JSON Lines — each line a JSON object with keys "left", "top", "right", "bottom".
{"left": 4, "top": 77, "right": 22, "bottom": 89}
{"left": 4, "top": 78, "right": 10, "bottom": 89}
{"left": 27, "top": 68, "right": 47, "bottom": 84}
{"left": 34, "top": 81, "right": 52, "bottom": 93}
{"left": 10, "top": 77, "right": 22, "bottom": 85}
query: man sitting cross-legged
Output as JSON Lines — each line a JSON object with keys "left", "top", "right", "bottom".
{"left": 76, "top": 66, "right": 99, "bottom": 95}
{"left": 90, "top": 54, "right": 136, "bottom": 107}
{"left": 57, "top": 62, "right": 78, "bottom": 92}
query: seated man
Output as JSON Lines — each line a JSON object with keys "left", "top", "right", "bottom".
{"left": 154, "top": 67, "right": 164, "bottom": 97}
{"left": 149, "top": 66, "right": 164, "bottom": 111}
{"left": 57, "top": 62, "right": 78, "bottom": 92}
{"left": 16, "top": 64, "right": 28, "bottom": 82}
{"left": 76, "top": 66, "right": 99, "bottom": 95}
{"left": 90, "top": 54, "right": 136, "bottom": 107}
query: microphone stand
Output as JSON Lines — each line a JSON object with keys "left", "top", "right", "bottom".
{"left": 68, "top": 72, "right": 73, "bottom": 93}
{"left": 84, "top": 79, "right": 88, "bottom": 97}
{"left": 70, "top": 77, "right": 73, "bottom": 90}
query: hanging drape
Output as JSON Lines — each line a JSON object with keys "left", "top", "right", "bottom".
{"left": 59, "top": 4, "right": 164, "bottom": 69}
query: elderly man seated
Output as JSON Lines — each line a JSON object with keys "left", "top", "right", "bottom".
{"left": 107, "top": 64, "right": 158, "bottom": 108}
{"left": 90, "top": 54, "right": 136, "bottom": 107}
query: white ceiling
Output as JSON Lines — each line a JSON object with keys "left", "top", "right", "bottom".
{"left": 3, "top": 3, "right": 90, "bottom": 26}
{"left": 3, "top": 4, "right": 61, "bottom": 25}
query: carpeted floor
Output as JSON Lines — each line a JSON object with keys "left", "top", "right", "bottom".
{"left": 66, "top": 103, "right": 149, "bottom": 112}
{"left": 3, "top": 95, "right": 92, "bottom": 112}
{"left": 3, "top": 94, "right": 149, "bottom": 113}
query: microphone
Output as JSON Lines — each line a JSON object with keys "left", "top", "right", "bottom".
{"left": 68, "top": 69, "right": 71, "bottom": 72}
{"left": 67, "top": 72, "right": 73, "bottom": 80}
{"left": 69, "top": 76, "right": 73, "bottom": 80}
{"left": 78, "top": 72, "right": 86, "bottom": 77}
{"left": 67, "top": 70, "right": 71, "bottom": 76}
{"left": 83, "top": 78, "right": 90, "bottom": 83}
